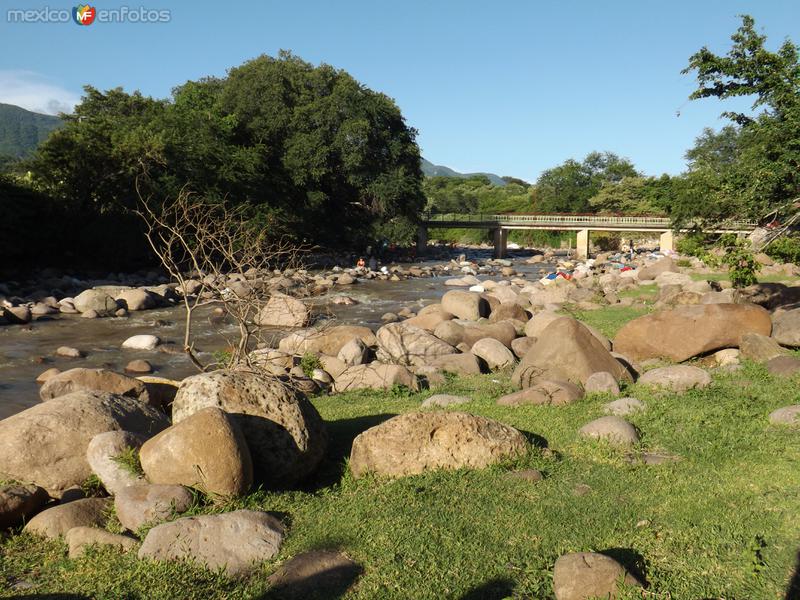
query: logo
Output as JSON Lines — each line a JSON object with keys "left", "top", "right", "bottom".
{"left": 72, "top": 4, "right": 96, "bottom": 25}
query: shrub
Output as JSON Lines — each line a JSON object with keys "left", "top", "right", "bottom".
{"left": 300, "top": 352, "right": 322, "bottom": 377}
{"left": 719, "top": 236, "right": 760, "bottom": 288}
{"left": 765, "top": 236, "right": 800, "bottom": 264}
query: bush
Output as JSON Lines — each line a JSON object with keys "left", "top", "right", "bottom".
{"left": 765, "top": 236, "right": 800, "bottom": 264}
{"left": 719, "top": 236, "right": 760, "bottom": 288}
{"left": 300, "top": 352, "right": 322, "bottom": 377}
{"left": 676, "top": 233, "right": 712, "bottom": 257}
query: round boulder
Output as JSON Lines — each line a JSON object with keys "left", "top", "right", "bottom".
{"left": 638, "top": 365, "right": 711, "bottom": 392}
{"left": 553, "top": 552, "right": 644, "bottom": 600}
{"left": 579, "top": 416, "right": 639, "bottom": 446}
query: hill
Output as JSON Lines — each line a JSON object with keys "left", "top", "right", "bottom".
{"left": 0, "top": 103, "right": 62, "bottom": 158}
{"left": 421, "top": 157, "right": 507, "bottom": 186}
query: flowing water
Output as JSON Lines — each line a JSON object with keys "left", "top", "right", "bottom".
{"left": 0, "top": 251, "right": 555, "bottom": 419}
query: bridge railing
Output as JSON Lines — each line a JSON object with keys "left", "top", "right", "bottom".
{"left": 421, "top": 212, "right": 758, "bottom": 230}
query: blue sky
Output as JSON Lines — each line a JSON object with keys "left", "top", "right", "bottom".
{"left": 1, "top": 0, "right": 798, "bottom": 181}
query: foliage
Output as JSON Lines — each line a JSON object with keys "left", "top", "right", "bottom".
{"left": 80, "top": 474, "right": 104, "bottom": 497}
{"left": 111, "top": 447, "right": 144, "bottom": 477}
{"left": 589, "top": 174, "right": 673, "bottom": 215}
{"left": 299, "top": 352, "right": 323, "bottom": 378}
{"left": 718, "top": 234, "right": 761, "bottom": 288}
{"left": 765, "top": 235, "right": 800, "bottom": 264}
{"left": 532, "top": 151, "right": 638, "bottom": 213}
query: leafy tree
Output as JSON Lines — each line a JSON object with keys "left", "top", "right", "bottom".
{"left": 589, "top": 175, "right": 674, "bottom": 215}
{"left": 532, "top": 151, "right": 638, "bottom": 213}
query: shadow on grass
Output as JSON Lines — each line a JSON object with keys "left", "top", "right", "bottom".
{"left": 787, "top": 548, "right": 800, "bottom": 600}
{"left": 303, "top": 413, "right": 398, "bottom": 491}
{"left": 9, "top": 596, "right": 91, "bottom": 599}
{"left": 600, "top": 547, "right": 648, "bottom": 587}
{"left": 459, "top": 577, "right": 516, "bottom": 599}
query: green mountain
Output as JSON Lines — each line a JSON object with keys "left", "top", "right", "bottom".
{"left": 421, "top": 157, "right": 507, "bottom": 186}
{"left": 0, "top": 103, "right": 62, "bottom": 158}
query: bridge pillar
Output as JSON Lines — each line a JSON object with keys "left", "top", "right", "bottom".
{"left": 416, "top": 225, "right": 428, "bottom": 256}
{"left": 493, "top": 228, "right": 508, "bottom": 259}
{"left": 659, "top": 230, "right": 674, "bottom": 253}
{"left": 576, "top": 229, "right": 589, "bottom": 259}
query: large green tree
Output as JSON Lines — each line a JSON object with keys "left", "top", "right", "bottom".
{"left": 531, "top": 151, "right": 638, "bottom": 213}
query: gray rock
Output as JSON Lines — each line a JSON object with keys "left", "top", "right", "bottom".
{"left": 772, "top": 308, "right": 800, "bottom": 346}
{"left": 337, "top": 338, "right": 369, "bottom": 366}
{"left": 766, "top": 355, "right": 800, "bottom": 377}
{"left": 739, "top": 332, "right": 788, "bottom": 363}
{"left": 73, "top": 289, "right": 118, "bottom": 316}
{"left": 638, "top": 365, "right": 711, "bottom": 392}
{"left": 138, "top": 510, "right": 285, "bottom": 577}
{"left": 115, "top": 484, "right": 193, "bottom": 532}
{"left": 0, "top": 483, "right": 49, "bottom": 529}
{"left": 579, "top": 416, "right": 639, "bottom": 446}
{"left": 768, "top": 405, "right": 800, "bottom": 425}
{"left": 65, "top": 526, "right": 138, "bottom": 558}
{"left": 86, "top": 431, "right": 146, "bottom": 496}
{"left": 24, "top": 498, "right": 111, "bottom": 539}
{"left": 603, "top": 397, "right": 645, "bottom": 416}
{"left": 471, "top": 337, "right": 516, "bottom": 370}
{"left": 584, "top": 371, "right": 620, "bottom": 395}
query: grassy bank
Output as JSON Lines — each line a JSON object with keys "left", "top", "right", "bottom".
{"left": 2, "top": 365, "right": 799, "bottom": 598}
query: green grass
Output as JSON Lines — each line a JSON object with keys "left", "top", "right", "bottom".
{"left": 690, "top": 272, "right": 798, "bottom": 284}
{"left": 2, "top": 312, "right": 800, "bottom": 599}
{"left": 563, "top": 304, "right": 654, "bottom": 338}
{"left": 111, "top": 446, "right": 144, "bottom": 478}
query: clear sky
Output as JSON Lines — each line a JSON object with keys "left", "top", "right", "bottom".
{"left": 1, "top": 0, "right": 798, "bottom": 181}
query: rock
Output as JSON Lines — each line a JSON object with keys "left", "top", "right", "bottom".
{"left": 420, "top": 394, "right": 470, "bottom": 408}
{"left": 40, "top": 368, "right": 150, "bottom": 403}
{"left": 509, "top": 469, "right": 543, "bottom": 482}
{"left": 35, "top": 367, "right": 61, "bottom": 384}
{"left": 56, "top": 346, "right": 83, "bottom": 358}
{"left": 24, "top": 498, "right": 111, "bottom": 539}
{"left": 440, "top": 290, "right": 490, "bottom": 321}
{"left": 497, "top": 379, "right": 583, "bottom": 406}
{"left": 279, "top": 326, "right": 377, "bottom": 356}
{"left": 376, "top": 322, "right": 457, "bottom": 366}
{"left": 256, "top": 294, "right": 310, "bottom": 328}
{"left": 739, "top": 332, "right": 789, "bottom": 363}
{"left": 489, "top": 303, "right": 529, "bottom": 323}
{"left": 138, "top": 510, "right": 285, "bottom": 577}
{"left": 86, "top": 431, "right": 146, "bottom": 496}
{"left": 523, "top": 311, "right": 562, "bottom": 339}
{"left": 122, "top": 335, "right": 161, "bottom": 351}
{"left": 65, "top": 526, "right": 138, "bottom": 558}
{"left": 638, "top": 365, "right": 712, "bottom": 392}
{"left": 337, "top": 338, "right": 369, "bottom": 366}
{"left": 435, "top": 320, "right": 517, "bottom": 349}
{"left": 614, "top": 304, "right": 772, "bottom": 362}
{"left": 771, "top": 308, "right": 800, "bottom": 347}
{"left": 428, "top": 353, "right": 483, "bottom": 376}
{"left": 318, "top": 355, "right": 347, "bottom": 379}
{"left": 73, "top": 289, "right": 118, "bottom": 316}
{"left": 403, "top": 310, "right": 452, "bottom": 332}
{"left": 125, "top": 359, "right": 153, "bottom": 375}
{"left": 3, "top": 305, "right": 32, "bottom": 324}
{"left": 712, "top": 348, "right": 740, "bottom": 367}
{"left": 140, "top": 407, "right": 253, "bottom": 498}
{"left": 603, "top": 397, "right": 645, "bottom": 416}
{"left": 115, "top": 289, "right": 155, "bottom": 311}
{"left": 471, "top": 338, "right": 516, "bottom": 370}
{"left": 768, "top": 405, "right": 800, "bottom": 425}
{"left": 349, "top": 412, "right": 529, "bottom": 479}
{"left": 171, "top": 371, "right": 326, "bottom": 487}
{"left": 115, "top": 484, "right": 193, "bottom": 532}
{"left": 584, "top": 371, "right": 620, "bottom": 395}
{"left": 637, "top": 256, "right": 677, "bottom": 281}
{"left": 0, "top": 484, "right": 49, "bottom": 529}
{"left": 511, "top": 336, "right": 535, "bottom": 359}
{"left": 553, "top": 552, "right": 644, "bottom": 600}
{"left": 333, "top": 363, "right": 419, "bottom": 392}
{"left": 513, "top": 317, "right": 630, "bottom": 388}
{"left": 739, "top": 282, "right": 800, "bottom": 310}
{"left": 381, "top": 312, "right": 399, "bottom": 323}
{"left": 579, "top": 416, "right": 639, "bottom": 446}
{"left": 765, "top": 355, "right": 800, "bottom": 377}
{"left": 337, "top": 273, "right": 355, "bottom": 285}
{"left": 266, "top": 550, "right": 362, "bottom": 599}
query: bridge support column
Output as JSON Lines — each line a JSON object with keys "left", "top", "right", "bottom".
{"left": 576, "top": 228, "right": 589, "bottom": 260}
{"left": 493, "top": 228, "right": 508, "bottom": 259}
{"left": 659, "top": 230, "right": 674, "bottom": 253}
{"left": 416, "top": 225, "right": 428, "bottom": 256}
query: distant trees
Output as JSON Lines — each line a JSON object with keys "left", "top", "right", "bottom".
{"left": 531, "top": 151, "right": 638, "bottom": 213}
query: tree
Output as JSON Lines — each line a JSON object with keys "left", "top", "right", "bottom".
{"left": 532, "top": 151, "right": 638, "bottom": 213}
{"left": 589, "top": 175, "right": 673, "bottom": 215}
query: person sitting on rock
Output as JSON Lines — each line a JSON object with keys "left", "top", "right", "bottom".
{"left": 356, "top": 257, "right": 366, "bottom": 268}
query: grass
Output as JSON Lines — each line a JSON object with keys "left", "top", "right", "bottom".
{"left": 2, "top": 309, "right": 800, "bottom": 599}
{"left": 111, "top": 446, "right": 144, "bottom": 478}
{"left": 564, "top": 303, "right": 654, "bottom": 338}
{"left": 690, "top": 272, "right": 798, "bottom": 284}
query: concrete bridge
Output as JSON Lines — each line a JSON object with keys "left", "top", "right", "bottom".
{"left": 418, "top": 212, "right": 758, "bottom": 259}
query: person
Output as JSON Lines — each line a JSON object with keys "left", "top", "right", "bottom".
{"left": 356, "top": 257, "right": 365, "bottom": 268}
{"left": 368, "top": 256, "right": 377, "bottom": 271}
{"left": 629, "top": 240, "right": 635, "bottom": 261}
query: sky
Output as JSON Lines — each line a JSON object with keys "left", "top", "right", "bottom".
{"left": 0, "top": 0, "right": 798, "bottom": 181}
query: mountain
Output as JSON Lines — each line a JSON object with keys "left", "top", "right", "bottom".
{"left": 421, "top": 158, "right": 507, "bottom": 186}
{"left": 0, "top": 103, "right": 62, "bottom": 158}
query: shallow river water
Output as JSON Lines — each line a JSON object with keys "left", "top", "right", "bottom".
{"left": 0, "top": 251, "right": 554, "bottom": 419}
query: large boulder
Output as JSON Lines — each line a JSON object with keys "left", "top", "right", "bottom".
{"left": 0, "top": 392, "right": 169, "bottom": 497}
{"left": 739, "top": 332, "right": 789, "bottom": 363}
{"left": 637, "top": 256, "right": 677, "bottom": 281}
{"left": 115, "top": 289, "right": 156, "bottom": 311}
{"left": 256, "top": 294, "right": 310, "bottom": 328}
{"left": 24, "top": 498, "right": 111, "bottom": 539}
{"left": 771, "top": 308, "right": 800, "bottom": 347}
{"left": 73, "top": 289, "right": 119, "bottom": 316}
{"left": 440, "top": 290, "right": 490, "bottom": 321}
{"left": 349, "top": 412, "right": 529, "bottom": 479}
{"left": 39, "top": 368, "right": 150, "bottom": 404}
{"left": 523, "top": 311, "right": 562, "bottom": 339}
{"left": 333, "top": 364, "right": 419, "bottom": 393}
{"left": 614, "top": 304, "right": 772, "bottom": 362}
{"left": 471, "top": 338, "right": 516, "bottom": 370}
{"left": 138, "top": 510, "right": 285, "bottom": 577}
{"left": 434, "top": 320, "right": 517, "bottom": 349}
{"left": 376, "top": 322, "right": 457, "bottom": 366}
{"left": 512, "top": 317, "right": 630, "bottom": 388}
{"left": 428, "top": 353, "right": 483, "bottom": 376}
{"left": 115, "top": 484, "right": 194, "bottom": 532}
{"left": 404, "top": 309, "right": 453, "bottom": 332}
{"left": 171, "top": 371, "right": 327, "bottom": 487}
{"left": 0, "top": 484, "right": 49, "bottom": 529}
{"left": 140, "top": 407, "right": 253, "bottom": 497}
{"left": 278, "top": 326, "right": 376, "bottom": 356}
{"left": 86, "top": 431, "right": 147, "bottom": 496}
{"left": 553, "top": 552, "right": 644, "bottom": 600}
